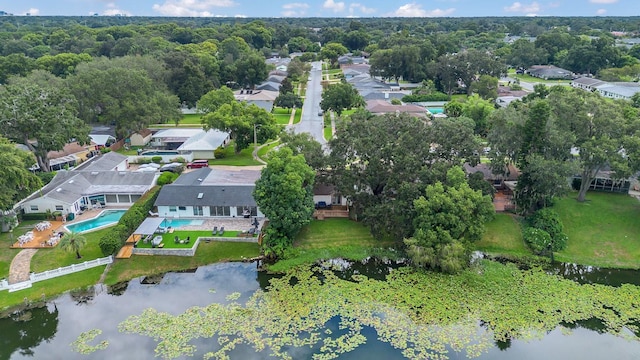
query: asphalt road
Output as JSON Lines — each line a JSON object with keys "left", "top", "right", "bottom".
{"left": 290, "top": 61, "right": 326, "bottom": 146}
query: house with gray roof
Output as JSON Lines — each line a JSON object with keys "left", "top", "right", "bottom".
{"left": 16, "top": 168, "right": 158, "bottom": 216}
{"left": 526, "top": 65, "right": 574, "bottom": 80}
{"left": 81, "top": 151, "right": 129, "bottom": 172}
{"left": 150, "top": 128, "right": 230, "bottom": 159}
{"left": 365, "top": 99, "right": 428, "bottom": 118}
{"left": 572, "top": 77, "right": 640, "bottom": 100}
{"left": 256, "top": 81, "right": 281, "bottom": 92}
{"left": 234, "top": 89, "right": 278, "bottom": 112}
{"left": 154, "top": 168, "right": 264, "bottom": 218}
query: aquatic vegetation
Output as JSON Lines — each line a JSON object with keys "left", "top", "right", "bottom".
{"left": 71, "top": 329, "right": 108, "bottom": 354}
{"left": 74, "top": 261, "right": 640, "bottom": 359}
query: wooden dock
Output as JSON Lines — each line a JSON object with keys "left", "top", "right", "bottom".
{"left": 115, "top": 234, "right": 141, "bottom": 259}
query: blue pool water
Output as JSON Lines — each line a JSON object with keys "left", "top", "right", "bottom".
{"left": 428, "top": 107, "right": 444, "bottom": 114}
{"left": 140, "top": 150, "right": 180, "bottom": 156}
{"left": 65, "top": 210, "right": 127, "bottom": 233}
{"left": 163, "top": 219, "right": 205, "bottom": 228}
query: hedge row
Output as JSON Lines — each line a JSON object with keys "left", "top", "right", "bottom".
{"left": 20, "top": 213, "right": 49, "bottom": 221}
{"left": 402, "top": 92, "right": 449, "bottom": 102}
{"left": 98, "top": 186, "right": 160, "bottom": 256}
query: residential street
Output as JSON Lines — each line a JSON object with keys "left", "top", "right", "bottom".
{"left": 289, "top": 61, "right": 326, "bottom": 146}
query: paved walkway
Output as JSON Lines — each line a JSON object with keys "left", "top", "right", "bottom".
{"left": 8, "top": 248, "right": 38, "bottom": 284}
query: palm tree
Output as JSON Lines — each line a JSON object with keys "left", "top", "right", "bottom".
{"left": 59, "top": 232, "right": 87, "bottom": 259}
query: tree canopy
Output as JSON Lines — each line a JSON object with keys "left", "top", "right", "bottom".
{"left": 0, "top": 136, "right": 42, "bottom": 211}
{"left": 253, "top": 147, "right": 315, "bottom": 258}
{"left": 320, "top": 82, "right": 364, "bottom": 116}
{"left": 0, "top": 75, "right": 90, "bottom": 172}
{"left": 404, "top": 166, "right": 494, "bottom": 274}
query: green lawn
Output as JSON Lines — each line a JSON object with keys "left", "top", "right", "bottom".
{"left": 257, "top": 140, "right": 280, "bottom": 161}
{"left": 478, "top": 192, "right": 640, "bottom": 268}
{"left": 269, "top": 218, "right": 395, "bottom": 272}
{"left": 293, "top": 108, "right": 302, "bottom": 124}
{"left": 30, "top": 228, "right": 112, "bottom": 273}
{"left": 210, "top": 142, "right": 262, "bottom": 166}
{"left": 180, "top": 113, "right": 203, "bottom": 125}
{"left": 136, "top": 230, "right": 258, "bottom": 249}
{"left": 273, "top": 107, "right": 293, "bottom": 125}
{"left": 475, "top": 214, "right": 527, "bottom": 256}
{"left": 554, "top": 192, "right": 640, "bottom": 268}
{"left": 0, "top": 267, "right": 105, "bottom": 311}
{"left": 104, "top": 241, "right": 260, "bottom": 284}
{"left": 507, "top": 69, "right": 572, "bottom": 84}
{"left": 324, "top": 125, "right": 333, "bottom": 141}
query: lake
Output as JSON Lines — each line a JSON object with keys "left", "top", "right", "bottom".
{"left": 3, "top": 260, "right": 640, "bottom": 359}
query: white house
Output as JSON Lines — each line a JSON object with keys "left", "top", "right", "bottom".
{"left": 155, "top": 168, "right": 264, "bottom": 218}
{"left": 313, "top": 183, "right": 348, "bottom": 207}
{"left": 81, "top": 151, "right": 129, "bottom": 172}
{"left": 16, "top": 168, "right": 157, "bottom": 216}
{"left": 149, "top": 128, "right": 230, "bottom": 159}
{"left": 234, "top": 89, "right": 279, "bottom": 112}
{"left": 128, "top": 129, "right": 153, "bottom": 147}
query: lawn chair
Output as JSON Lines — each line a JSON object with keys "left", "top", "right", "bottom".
{"left": 248, "top": 227, "right": 256, "bottom": 235}
{"left": 218, "top": 226, "right": 224, "bottom": 236}
{"left": 174, "top": 235, "right": 180, "bottom": 244}
{"left": 212, "top": 226, "right": 218, "bottom": 235}
{"left": 185, "top": 236, "right": 190, "bottom": 244}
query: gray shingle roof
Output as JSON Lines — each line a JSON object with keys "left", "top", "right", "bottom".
{"left": 81, "top": 152, "right": 128, "bottom": 172}
{"left": 155, "top": 184, "right": 256, "bottom": 207}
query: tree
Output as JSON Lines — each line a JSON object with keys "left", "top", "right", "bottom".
{"left": 320, "top": 82, "right": 364, "bottom": 116}
{"left": 253, "top": 147, "right": 315, "bottom": 258}
{"left": 548, "top": 88, "right": 639, "bottom": 202}
{"left": 0, "top": 77, "right": 90, "bottom": 172}
{"left": 462, "top": 94, "right": 496, "bottom": 136}
{"left": 279, "top": 77, "right": 294, "bottom": 94}
{"left": 234, "top": 51, "right": 268, "bottom": 88}
{"left": 0, "top": 136, "right": 42, "bottom": 211}
{"left": 274, "top": 92, "right": 303, "bottom": 113}
{"left": 59, "top": 232, "right": 87, "bottom": 259}
{"left": 320, "top": 42, "right": 348, "bottom": 67}
{"left": 197, "top": 86, "right": 235, "bottom": 114}
{"left": 35, "top": 53, "right": 92, "bottom": 78}
{"left": 68, "top": 63, "right": 181, "bottom": 138}
{"left": 404, "top": 167, "right": 494, "bottom": 274}
{"left": 280, "top": 130, "right": 326, "bottom": 170}
{"left": 470, "top": 75, "right": 499, "bottom": 100}
{"left": 202, "top": 102, "right": 279, "bottom": 154}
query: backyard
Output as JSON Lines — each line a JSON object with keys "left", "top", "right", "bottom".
{"left": 478, "top": 192, "right": 640, "bottom": 269}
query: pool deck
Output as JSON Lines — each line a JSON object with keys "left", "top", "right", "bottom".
{"left": 9, "top": 220, "right": 65, "bottom": 249}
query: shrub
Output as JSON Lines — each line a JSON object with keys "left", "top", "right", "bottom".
{"left": 523, "top": 227, "right": 552, "bottom": 255}
{"left": 20, "top": 213, "right": 48, "bottom": 221}
{"left": 157, "top": 172, "right": 178, "bottom": 186}
{"left": 137, "top": 157, "right": 152, "bottom": 164}
{"left": 402, "top": 92, "right": 449, "bottom": 102}
{"left": 171, "top": 157, "right": 186, "bottom": 163}
{"left": 526, "top": 208, "right": 568, "bottom": 253}
{"left": 36, "top": 171, "right": 56, "bottom": 185}
{"left": 98, "top": 186, "right": 160, "bottom": 256}
{"left": 100, "top": 148, "right": 111, "bottom": 154}
{"left": 151, "top": 156, "right": 163, "bottom": 164}
{"left": 214, "top": 148, "right": 226, "bottom": 159}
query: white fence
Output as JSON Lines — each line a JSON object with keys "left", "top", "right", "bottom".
{"left": 2, "top": 256, "right": 113, "bottom": 293}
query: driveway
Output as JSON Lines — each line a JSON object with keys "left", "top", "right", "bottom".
{"left": 289, "top": 61, "right": 326, "bottom": 146}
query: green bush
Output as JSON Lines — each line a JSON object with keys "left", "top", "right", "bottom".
{"left": 402, "top": 92, "right": 449, "bottom": 102}
{"left": 98, "top": 186, "right": 160, "bottom": 256}
{"left": 100, "top": 148, "right": 111, "bottom": 154}
{"left": 20, "top": 213, "right": 48, "bottom": 221}
{"left": 214, "top": 148, "right": 226, "bottom": 159}
{"left": 151, "top": 156, "right": 163, "bottom": 164}
{"left": 524, "top": 208, "right": 568, "bottom": 254}
{"left": 36, "top": 171, "right": 56, "bottom": 185}
{"left": 157, "top": 172, "right": 178, "bottom": 186}
{"left": 137, "top": 157, "right": 152, "bottom": 164}
{"left": 523, "top": 227, "right": 552, "bottom": 255}
{"left": 171, "top": 157, "right": 186, "bottom": 163}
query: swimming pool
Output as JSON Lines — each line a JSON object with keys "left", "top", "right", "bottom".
{"left": 163, "top": 219, "right": 205, "bottom": 228}
{"left": 428, "top": 107, "right": 444, "bottom": 114}
{"left": 140, "top": 150, "right": 180, "bottom": 156}
{"left": 65, "top": 209, "right": 127, "bottom": 233}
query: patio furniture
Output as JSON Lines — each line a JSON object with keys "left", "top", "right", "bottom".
{"left": 149, "top": 211, "right": 159, "bottom": 217}
{"left": 184, "top": 236, "right": 190, "bottom": 244}
{"left": 218, "top": 226, "right": 224, "bottom": 236}
{"left": 152, "top": 235, "right": 163, "bottom": 247}
{"left": 212, "top": 226, "right": 218, "bottom": 235}
{"left": 248, "top": 227, "right": 256, "bottom": 235}
{"left": 174, "top": 236, "right": 180, "bottom": 243}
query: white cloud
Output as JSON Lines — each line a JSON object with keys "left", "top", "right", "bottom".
{"left": 596, "top": 8, "right": 607, "bottom": 14}
{"left": 590, "top": 0, "right": 617, "bottom": 3}
{"left": 503, "top": 2, "right": 540, "bottom": 13}
{"left": 349, "top": 3, "right": 376, "bottom": 15}
{"left": 392, "top": 3, "right": 455, "bottom": 17}
{"left": 282, "top": 2, "right": 310, "bottom": 17}
{"left": 103, "top": 8, "right": 133, "bottom": 16}
{"left": 152, "top": 0, "right": 236, "bottom": 16}
{"left": 24, "top": 8, "right": 40, "bottom": 15}
{"left": 323, "top": 0, "right": 345, "bottom": 13}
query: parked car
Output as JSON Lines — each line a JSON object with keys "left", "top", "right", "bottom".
{"left": 159, "top": 163, "right": 184, "bottom": 173}
{"left": 187, "top": 159, "right": 209, "bottom": 169}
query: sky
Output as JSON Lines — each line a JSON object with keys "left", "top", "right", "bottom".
{"left": 2, "top": 0, "right": 639, "bottom": 18}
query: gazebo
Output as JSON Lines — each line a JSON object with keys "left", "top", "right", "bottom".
{"left": 133, "top": 217, "right": 166, "bottom": 242}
